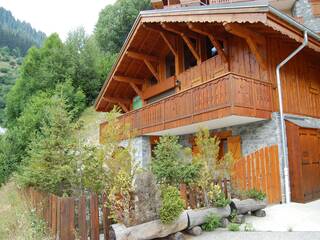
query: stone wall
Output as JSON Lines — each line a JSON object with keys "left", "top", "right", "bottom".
{"left": 293, "top": 0, "right": 320, "bottom": 33}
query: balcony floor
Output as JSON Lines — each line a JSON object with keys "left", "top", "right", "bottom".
{"left": 144, "top": 115, "right": 265, "bottom": 136}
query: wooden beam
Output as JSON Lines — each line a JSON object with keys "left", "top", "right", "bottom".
{"left": 126, "top": 51, "right": 160, "bottom": 63}
{"left": 118, "top": 102, "right": 129, "bottom": 113}
{"left": 162, "top": 23, "right": 201, "bottom": 63}
{"left": 160, "top": 32, "right": 177, "bottom": 57}
{"left": 143, "top": 24, "right": 178, "bottom": 57}
{"left": 161, "top": 23, "right": 201, "bottom": 40}
{"left": 223, "top": 23, "right": 267, "bottom": 69}
{"left": 113, "top": 75, "right": 144, "bottom": 85}
{"left": 144, "top": 59, "right": 160, "bottom": 82}
{"left": 187, "top": 23, "right": 228, "bottom": 63}
{"left": 103, "top": 96, "right": 131, "bottom": 106}
{"left": 129, "top": 82, "right": 144, "bottom": 99}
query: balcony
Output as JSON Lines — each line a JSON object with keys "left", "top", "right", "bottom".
{"left": 100, "top": 72, "right": 273, "bottom": 139}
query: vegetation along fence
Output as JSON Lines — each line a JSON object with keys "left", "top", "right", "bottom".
{"left": 22, "top": 145, "right": 281, "bottom": 239}
{"left": 22, "top": 188, "right": 111, "bottom": 240}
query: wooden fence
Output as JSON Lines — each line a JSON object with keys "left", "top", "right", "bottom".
{"left": 22, "top": 188, "right": 110, "bottom": 240}
{"left": 232, "top": 145, "right": 282, "bottom": 204}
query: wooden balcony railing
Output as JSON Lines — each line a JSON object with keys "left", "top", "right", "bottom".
{"left": 100, "top": 73, "right": 273, "bottom": 139}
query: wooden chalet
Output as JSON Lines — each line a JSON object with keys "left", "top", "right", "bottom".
{"left": 96, "top": 1, "right": 320, "bottom": 204}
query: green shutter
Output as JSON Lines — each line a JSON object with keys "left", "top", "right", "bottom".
{"left": 133, "top": 96, "right": 142, "bottom": 110}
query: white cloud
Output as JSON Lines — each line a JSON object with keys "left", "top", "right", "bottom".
{"left": 0, "top": 0, "right": 117, "bottom": 40}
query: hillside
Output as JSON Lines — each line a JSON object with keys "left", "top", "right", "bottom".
{"left": 0, "top": 7, "right": 46, "bottom": 55}
{"left": 0, "top": 47, "right": 22, "bottom": 124}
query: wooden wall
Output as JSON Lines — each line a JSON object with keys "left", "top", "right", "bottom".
{"left": 267, "top": 37, "right": 320, "bottom": 118}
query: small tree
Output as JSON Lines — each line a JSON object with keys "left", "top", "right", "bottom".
{"left": 17, "top": 97, "right": 79, "bottom": 196}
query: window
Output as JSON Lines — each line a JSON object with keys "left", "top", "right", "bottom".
{"left": 165, "top": 52, "right": 175, "bottom": 78}
{"left": 183, "top": 38, "right": 197, "bottom": 70}
{"left": 148, "top": 76, "right": 158, "bottom": 86}
{"left": 205, "top": 37, "right": 224, "bottom": 60}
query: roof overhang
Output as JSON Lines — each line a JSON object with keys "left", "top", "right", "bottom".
{"left": 95, "top": 1, "right": 320, "bottom": 111}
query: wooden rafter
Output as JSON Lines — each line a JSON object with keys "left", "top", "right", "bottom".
{"left": 113, "top": 75, "right": 144, "bottom": 85}
{"left": 129, "top": 82, "right": 144, "bottom": 99}
{"left": 161, "top": 23, "right": 201, "bottom": 63}
{"left": 143, "top": 24, "right": 178, "bottom": 57}
{"left": 126, "top": 51, "right": 160, "bottom": 63}
{"left": 118, "top": 103, "right": 129, "bottom": 113}
{"left": 223, "top": 23, "right": 267, "bottom": 69}
{"left": 161, "top": 23, "right": 201, "bottom": 40}
{"left": 187, "top": 23, "right": 228, "bottom": 63}
{"left": 103, "top": 96, "right": 131, "bottom": 106}
{"left": 160, "top": 32, "right": 177, "bottom": 57}
{"left": 144, "top": 59, "right": 160, "bottom": 82}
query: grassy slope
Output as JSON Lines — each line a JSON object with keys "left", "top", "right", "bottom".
{"left": 0, "top": 182, "right": 51, "bottom": 240}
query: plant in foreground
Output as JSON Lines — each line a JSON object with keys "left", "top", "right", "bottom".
{"left": 244, "top": 223, "right": 254, "bottom": 232}
{"left": 207, "top": 184, "right": 230, "bottom": 208}
{"left": 228, "top": 223, "right": 240, "bottom": 232}
{"left": 159, "top": 186, "right": 184, "bottom": 224}
{"left": 201, "top": 214, "right": 221, "bottom": 231}
{"left": 245, "top": 189, "right": 266, "bottom": 201}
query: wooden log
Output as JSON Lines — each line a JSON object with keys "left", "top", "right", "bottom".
{"left": 187, "top": 206, "right": 231, "bottom": 229}
{"left": 112, "top": 211, "right": 188, "bottom": 240}
{"left": 230, "top": 199, "right": 267, "bottom": 215}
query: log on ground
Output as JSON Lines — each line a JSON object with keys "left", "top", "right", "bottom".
{"left": 230, "top": 199, "right": 267, "bottom": 215}
{"left": 112, "top": 211, "right": 188, "bottom": 240}
{"left": 187, "top": 206, "right": 231, "bottom": 229}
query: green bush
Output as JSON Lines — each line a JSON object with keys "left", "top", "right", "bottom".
{"left": 245, "top": 189, "right": 266, "bottom": 201}
{"left": 207, "top": 184, "right": 230, "bottom": 208}
{"left": 152, "top": 135, "right": 200, "bottom": 186}
{"left": 201, "top": 214, "right": 221, "bottom": 231}
{"left": 228, "top": 223, "right": 240, "bottom": 232}
{"left": 159, "top": 186, "right": 184, "bottom": 224}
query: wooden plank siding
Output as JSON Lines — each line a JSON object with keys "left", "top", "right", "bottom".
{"left": 266, "top": 38, "right": 320, "bottom": 118}
{"left": 232, "top": 145, "right": 282, "bottom": 204}
{"left": 100, "top": 72, "right": 273, "bottom": 140}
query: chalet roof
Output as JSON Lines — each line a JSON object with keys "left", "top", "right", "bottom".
{"left": 95, "top": 1, "right": 320, "bottom": 112}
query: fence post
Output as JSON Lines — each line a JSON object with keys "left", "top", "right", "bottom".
{"left": 78, "top": 195, "right": 87, "bottom": 240}
{"left": 102, "top": 193, "right": 110, "bottom": 240}
{"left": 90, "top": 193, "right": 99, "bottom": 240}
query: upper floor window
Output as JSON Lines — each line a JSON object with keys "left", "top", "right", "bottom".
{"left": 205, "top": 37, "right": 224, "bottom": 60}
{"left": 183, "top": 38, "right": 197, "bottom": 70}
{"left": 165, "top": 52, "right": 175, "bottom": 78}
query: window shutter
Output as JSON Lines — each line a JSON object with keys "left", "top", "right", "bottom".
{"left": 227, "top": 135, "right": 242, "bottom": 160}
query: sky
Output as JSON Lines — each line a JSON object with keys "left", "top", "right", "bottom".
{"left": 0, "top": 0, "right": 117, "bottom": 40}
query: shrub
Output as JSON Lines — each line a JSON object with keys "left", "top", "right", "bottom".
{"left": 159, "top": 186, "right": 184, "bottom": 224}
{"left": 152, "top": 135, "right": 200, "bottom": 186}
{"left": 207, "top": 184, "right": 230, "bottom": 208}
{"left": 201, "top": 214, "right": 221, "bottom": 231}
{"left": 244, "top": 223, "right": 254, "bottom": 232}
{"left": 228, "top": 223, "right": 240, "bottom": 232}
{"left": 245, "top": 189, "right": 266, "bottom": 201}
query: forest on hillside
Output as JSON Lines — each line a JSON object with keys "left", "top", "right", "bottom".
{"left": 0, "top": 0, "right": 151, "bottom": 186}
{"left": 0, "top": 7, "right": 46, "bottom": 56}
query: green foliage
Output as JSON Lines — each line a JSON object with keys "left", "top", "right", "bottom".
{"left": 228, "top": 223, "right": 240, "bottom": 232}
{"left": 151, "top": 135, "right": 200, "bottom": 186}
{"left": 95, "top": 0, "right": 151, "bottom": 54}
{"left": 201, "top": 214, "right": 221, "bottom": 231}
{"left": 159, "top": 186, "right": 184, "bottom": 224}
{"left": 16, "top": 97, "right": 79, "bottom": 196}
{"left": 207, "top": 183, "right": 230, "bottom": 208}
{"left": 245, "top": 189, "right": 266, "bottom": 201}
{"left": 244, "top": 223, "right": 254, "bottom": 232}
{"left": 0, "top": 67, "right": 9, "bottom": 73}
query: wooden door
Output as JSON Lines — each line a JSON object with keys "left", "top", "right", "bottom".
{"left": 299, "top": 128, "right": 320, "bottom": 202}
